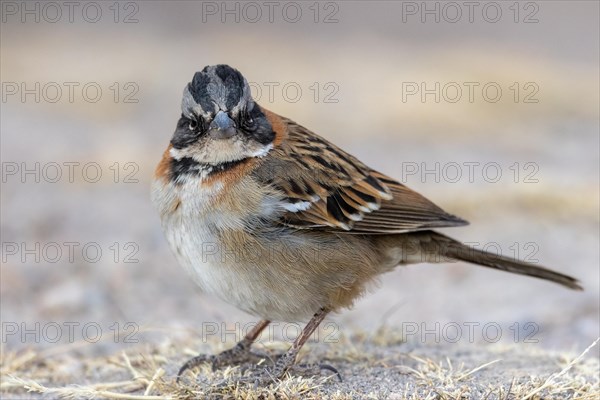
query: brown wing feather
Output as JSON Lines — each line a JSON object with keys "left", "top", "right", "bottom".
{"left": 350, "top": 172, "right": 468, "bottom": 233}
{"left": 255, "top": 108, "right": 468, "bottom": 234}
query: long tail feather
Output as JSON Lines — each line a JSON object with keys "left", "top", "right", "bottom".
{"left": 411, "top": 231, "right": 583, "bottom": 290}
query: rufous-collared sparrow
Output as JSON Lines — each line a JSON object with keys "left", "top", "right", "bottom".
{"left": 151, "top": 64, "right": 582, "bottom": 384}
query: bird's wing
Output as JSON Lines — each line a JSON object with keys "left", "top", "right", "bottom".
{"left": 252, "top": 111, "right": 468, "bottom": 234}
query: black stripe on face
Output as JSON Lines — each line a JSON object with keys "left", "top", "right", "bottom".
{"left": 246, "top": 105, "right": 275, "bottom": 145}
{"left": 189, "top": 65, "right": 247, "bottom": 113}
{"left": 169, "top": 156, "right": 246, "bottom": 183}
{"left": 170, "top": 157, "right": 201, "bottom": 182}
{"left": 189, "top": 72, "right": 215, "bottom": 113}
{"left": 214, "top": 65, "right": 246, "bottom": 110}
{"left": 171, "top": 115, "right": 203, "bottom": 150}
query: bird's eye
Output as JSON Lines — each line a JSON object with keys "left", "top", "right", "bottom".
{"left": 189, "top": 120, "right": 198, "bottom": 131}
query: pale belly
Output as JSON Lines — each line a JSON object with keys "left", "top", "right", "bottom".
{"left": 152, "top": 177, "right": 385, "bottom": 322}
{"left": 163, "top": 214, "right": 337, "bottom": 321}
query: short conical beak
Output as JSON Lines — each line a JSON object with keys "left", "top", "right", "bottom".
{"left": 209, "top": 111, "right": 236, "bottom": 139}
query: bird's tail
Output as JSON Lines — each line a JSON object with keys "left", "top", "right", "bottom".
{"left": 407, "top": 231, "right": 583, "bottom": 290}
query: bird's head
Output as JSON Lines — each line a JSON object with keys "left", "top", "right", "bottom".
{"left": 169, "top": 65, "right": 275, "bottom": 167}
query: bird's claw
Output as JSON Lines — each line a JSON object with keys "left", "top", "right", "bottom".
{"left": 235, "top": 358, "right": 342, "bottom": 387}
{"left": 176, "top": 342, "right": 268, "bottom": 383}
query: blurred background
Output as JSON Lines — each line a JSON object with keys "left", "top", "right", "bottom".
{"left": 1, "top": 1, "right": 598, "bottom": 358}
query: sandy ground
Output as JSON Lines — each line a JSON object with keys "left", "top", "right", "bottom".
{"left": 1, "top": 1, "right": 599, "bottom": 398}
{"left": 1, "top": 331, "right": 599, "bottom": 399}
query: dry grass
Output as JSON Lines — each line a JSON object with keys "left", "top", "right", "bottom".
{"left": 1, "top": 330, "right": 598, "bottom": 400}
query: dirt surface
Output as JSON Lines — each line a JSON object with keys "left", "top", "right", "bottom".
{"left": 2, "top": 330, "right": 599, "bottom": 399}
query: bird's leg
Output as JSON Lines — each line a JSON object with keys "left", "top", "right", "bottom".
{"left": 244, "top": 308, "right": 340, "bottom": 385}
{"left": 177, "top": 319, "right": 270, "bottom": 382}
